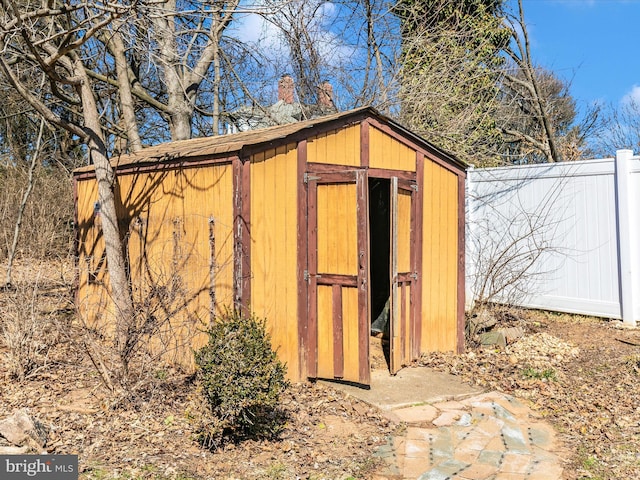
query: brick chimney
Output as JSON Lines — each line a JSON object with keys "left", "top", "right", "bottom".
{"left": 317, "top": 81, "right": 334, "bottom": 108}
{"left": 278, "top": 74, "right": 295, "bottom": 104}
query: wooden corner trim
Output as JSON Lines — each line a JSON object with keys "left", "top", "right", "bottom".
{"left": 414, "top": 153, "right": 425, "bottom": 357}
{"left": 457, "top": 173, "right": 466, "bottom": 353}
{"left": 297, "top": 140, "right": 309, "bottom": 380}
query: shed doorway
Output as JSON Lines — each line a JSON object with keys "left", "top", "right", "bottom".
{"left": 306, "top": 170, "right": 417, "bottom": 386}
{"left": 368, "top": 178, "right": 392, "bottom": 370}
{"left": 368, "top": 176, "right": 417, "bottom": 375}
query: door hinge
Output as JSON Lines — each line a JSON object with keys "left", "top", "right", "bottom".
{"left": 304, "top": 173, "right": 321, "bottom": 183}
{"left": 411, "top": 183, "right": 418, "bottom": 192}
{"left": 304, "top": 270, "right": 310, "bottom": 282}
{"left": 410, "top": 272, "right": 418, "bottom": 280}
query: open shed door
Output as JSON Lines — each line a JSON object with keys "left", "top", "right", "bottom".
{"left": 389, "top": 177, "right": 417, "bottom": 374}
{"left": 307, "top": 170, "right": 370, "bottom": 385}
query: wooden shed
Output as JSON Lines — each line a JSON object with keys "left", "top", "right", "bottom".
{"left": 74, "top": 107, "right": 466, "bottom": 385}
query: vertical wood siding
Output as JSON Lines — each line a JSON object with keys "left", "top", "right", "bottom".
{"left": 421, "top": 161, "right": 459, "bottom": 351}
{"left": 369, "top": 126, "right": 416, "bottom": 172}
{"left": 306, "top": 125, "right": 361, "bottom": 166}
{"left": 402, "top": 282, "right": 411, "bottom": 362}
{"left": 316, "top": 285, "right": 333, "bottom": 379}
{"left": 341, "top": 286, "right": 360, "bottom": 380}
{"left": 76, "top": 179, "right": 111, "bottom": 325}
{"left": 398, "top": 189, "right": 413, "bottom": 362}
{"left": 317, "top": 184, "right": 358, "bottom": 275}
{"left": 250, "top": 144, "right": 300, "bottom": 378}
{"left": 125, "top": 165, "right": 234, "bottom": 322}
{"left": 76, "top": 164, "right": 235, "bottom": 362}
{"left": 398, "top": 191, "right": 412, "bottom": 272}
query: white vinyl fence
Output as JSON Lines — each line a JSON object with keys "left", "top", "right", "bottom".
{"left": 466, "top": 149, "right": 640, "bottom": 325}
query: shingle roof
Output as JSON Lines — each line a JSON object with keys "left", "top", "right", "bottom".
{"left": 73, "top": 107, "right": 464, "bottom": 174}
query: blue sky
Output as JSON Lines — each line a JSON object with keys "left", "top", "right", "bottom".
{"left": 234, "top": 0, "right": 639, "bottom": 117}
{"left": 518, "top": 0, "right": 640, "bottom": 111}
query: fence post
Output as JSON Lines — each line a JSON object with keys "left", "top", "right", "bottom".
{"left": 465, "top": 165, "right": 476, "bottom": 311}
{"left": 615, "top": 149, "right": 637, "bottom": 325}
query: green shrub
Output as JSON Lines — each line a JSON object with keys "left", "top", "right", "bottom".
{"left": 193, "top": 309, "right": 288, "bottom": 449}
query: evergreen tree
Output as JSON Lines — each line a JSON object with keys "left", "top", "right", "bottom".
{"left": 395, "top": 0, "right": 511, "bottom": 165}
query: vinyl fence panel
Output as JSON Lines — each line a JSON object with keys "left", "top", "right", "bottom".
{"left": 467, "top": 150, "right": 640, "bottom": 324}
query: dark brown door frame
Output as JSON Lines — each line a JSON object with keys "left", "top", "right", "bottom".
{"left": 305, "top": 166, "right": 422, "bottom": 383}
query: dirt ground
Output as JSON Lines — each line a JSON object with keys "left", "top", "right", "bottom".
{"left": 422, "top": 310, "right": 640, "bottom": 480}
{"left": 0, "top": 365, "right": 394, "bottom": 479}
{"left": 0, "top": 261, "right": 395, "bottom": 479}
{"left": 2, "top": 261, "right": 640, "bottom": 479}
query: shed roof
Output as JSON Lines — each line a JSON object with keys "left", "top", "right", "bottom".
{"left": 74, "top": 107, "right": 465, "bottom": 175}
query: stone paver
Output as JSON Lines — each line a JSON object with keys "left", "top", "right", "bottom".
{"left": 375, "top": 391, "right": 566, "bottom": 480}
{"left": 394, "top": 404, "right": 439, "bottom": 424}
{"left": 432, "top": 410, "right": 467, "bottom": 427}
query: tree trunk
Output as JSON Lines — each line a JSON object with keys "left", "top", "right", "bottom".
{"left": 75, "top": 58, "right": 135, "bottom": 365}
{"left": 170, "top": 109, "right": 192, "bottom": 141}
{"left": 516, "top": 0, "right": 560, "bottom": 163}
{"left": 111, "top": 27, "right": 143, "bottom": 153}
{"left": 151, "top": 0, "right": 192, "bottom": 141}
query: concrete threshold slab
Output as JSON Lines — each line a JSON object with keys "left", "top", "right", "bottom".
{"left": 318, "top": 366, "right": 483, "bottom": 411}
